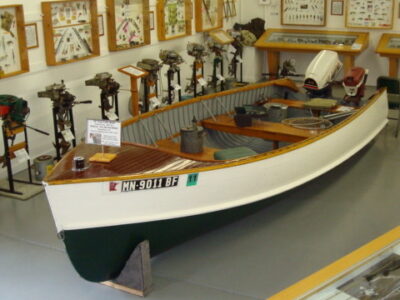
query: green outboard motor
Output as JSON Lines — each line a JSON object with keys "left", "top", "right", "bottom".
{"left": 0, "top": 95, "right": 30, "bottom": 125}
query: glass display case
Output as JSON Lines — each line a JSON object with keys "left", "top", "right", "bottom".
{"left": 376, "top": 33, "right": 400, "bottom": 77}
{"left": 269, "top": 226, "right": 400, "bottom": 300}
{"left": 254, "top": 28, "right": 369, "bottom": 79}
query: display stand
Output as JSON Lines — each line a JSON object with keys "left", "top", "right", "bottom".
{"left": 0, "top": 123, "right": 40, "bottom": 195}
{"left": 102, "top": 240, "right": 152, "bottom": 297}
{"left": 254, "top": 28, "right": 369, "bottom": 79}
{"left": 118, "top": 65, "right": 148, "bottom": 116}
{"left": 376, "top": 33, "right": 400, "bottom": 77}
{"left": 52, "top": 107, "right": 76, "bottom": 161}
{"left": 166, "top": 68, "right": 182, "bottom": 104}
{"left": 193, "top": 61, "right": 206, "bottom": 97}
{"left": 211, "top": 54, "right": 225, "bottom": 92}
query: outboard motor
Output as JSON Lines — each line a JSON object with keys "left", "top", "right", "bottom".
{"left": 342, "top": 67, "right": 368, "bottom": 107}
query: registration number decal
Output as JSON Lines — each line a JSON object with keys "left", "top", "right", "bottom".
{"left": 109, "top": 176, "right": 179, "bottom": 193}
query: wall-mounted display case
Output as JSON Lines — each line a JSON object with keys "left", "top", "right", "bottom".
{"left": 346, "top": 0, "right": 394, "bottom": 29}
{"left": 0, "top": 5, "right": 29, "bottom": 78}
{"left": 376, "top": 33, "right": 400, "bottom": 77}
{"left": 156, "top": 0, "right": 192, "bottom": 41}
{"left": 106, "top": 0, "right": 150, "bottom": 51}
{"left": 255, "top": 28, "right": 369, "bottom": 79}
{"left": 42, "top": 0, "right": 100, "bottom": 66}
{"left": 281, "top": 0, "right": 326, "bottom": 26}
{"left": 195, "top": 0, "right": 223, "bottom": 32}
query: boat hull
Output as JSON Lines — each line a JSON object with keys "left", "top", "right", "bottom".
{"left": 44, "top": 85, "right": 388, "bottom": 283}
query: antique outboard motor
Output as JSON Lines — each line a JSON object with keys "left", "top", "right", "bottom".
{"left": 180, "top": 117, "right": 204, "bottom": 154}
{"left": 303, "top": 50, "right": 342, "bottom": 98}
{"left": 342, "top": 67, "right": 368, "bottom": 106}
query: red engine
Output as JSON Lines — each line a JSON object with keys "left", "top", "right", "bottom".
{"left": 342, "top": 67, "right": 368, "bottom": 106}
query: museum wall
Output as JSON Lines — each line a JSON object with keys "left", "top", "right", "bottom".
{"left": 242, "top": 0, "right": 398, "bottom": 86}
{"left": 0, "top": 0, "right": 241, "bottom": 178}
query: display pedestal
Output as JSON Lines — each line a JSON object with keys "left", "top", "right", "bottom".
{"left": 102, "top": 240, "right": 152, "bottom": 297}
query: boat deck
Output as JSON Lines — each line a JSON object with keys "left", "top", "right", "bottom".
{"left": 45, "top": 143, "right": 223, "bottom": 184}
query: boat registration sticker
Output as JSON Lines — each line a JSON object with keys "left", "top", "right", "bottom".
{"left": 108, "top": 176, "right": 179, "bottom": 193}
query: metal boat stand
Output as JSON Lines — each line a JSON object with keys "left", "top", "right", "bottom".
{"left": 102, "top": 240, "right": 152, "bottom": 297}
{"left": 0, "top": 124, "right": 41, "bottom": 195}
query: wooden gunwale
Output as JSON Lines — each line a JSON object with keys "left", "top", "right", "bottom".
{"left": 46, "top": 88, "right": 384, "bottom": 186}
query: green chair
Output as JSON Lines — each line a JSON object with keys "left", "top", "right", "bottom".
{"left": 377, "top": 76, "right": 400, "bottom": 137}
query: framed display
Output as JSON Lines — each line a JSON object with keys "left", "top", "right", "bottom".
{"left": 331, "top": 0, "right": 343, "bottom": 16}
{"left": 98, "top": 14, "right": 104, "bottom": 36}
{"left": 106, "top": 0, "right": 150, "bottom": 51}
{"left": 156, "top": 0, "right": 192, "bottom": 41}
{"left": 229, "top": 0, "right": 236, "bottom": 17}
{"left": 195, "top": 0, "right": 223, "bottom": 32}
{"left": 41, "top": 0, "right": 100, "bottom": 66}
{"left": 346, "top": 0, "right": 394, "bottom": 29}
{"left": 209, "top": 29, "right": 233, "bottom": 45}
{"left": 281, "top": 0, "right": 326, "bottom": 26}
{"left": 0, "top": 5, "right": 29, "bottom": 78}
{"left": 25, "top": 23, "right": 39, "bottom": 49}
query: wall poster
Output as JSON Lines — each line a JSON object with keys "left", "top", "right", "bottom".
{"left": 106, "top": 0, "right": 150, "bottom": 51}
{"left": 41, "top": 0, "right": 100, "bottom": 66}
{"left": 195, "top": 0, "right": 223, "bottom": 32}
{"left": 346, "top": 0, "right": 394, "bottom": 29}
{"left": 156, "top": 0, "right": 191, "bottom": 41}
{"left": 0, "top": 5, "right": 29, "bottom": 78}
{"left": 281, "top": 0, "right": 326, "bottom": 26}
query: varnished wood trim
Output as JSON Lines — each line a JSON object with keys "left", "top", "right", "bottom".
{"left": 47, "top": 89, "right": 385, "bottom": 186}
{"left": 268, "top": 226, "right": 400, "bottom": 300}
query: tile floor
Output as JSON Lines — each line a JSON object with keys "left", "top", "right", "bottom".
{"left": 0, "top": 117, "right": 399, "bottom": 300}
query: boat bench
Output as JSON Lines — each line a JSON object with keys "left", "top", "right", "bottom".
{"left": 201, "top": 114, "right": 316, "bottom": 148}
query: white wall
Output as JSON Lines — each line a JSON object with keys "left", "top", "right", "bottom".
{"left": 242, "top": 0, "right": 399, "bottom": 86}
{"left": 0, "top": 0, "right": 240, "bottom": 178}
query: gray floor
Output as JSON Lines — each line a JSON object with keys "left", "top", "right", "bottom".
{"left": 1, "top": 120, "right": 400, "bottom": 300}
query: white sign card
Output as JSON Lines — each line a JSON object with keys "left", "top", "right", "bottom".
{"left": 122, "top": 66, "right": 146, "bottom": 77}
{"left": 86, "top": 119, "right": 121, "bottom": 147}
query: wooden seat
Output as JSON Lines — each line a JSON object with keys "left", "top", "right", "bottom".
{"left": 202, "top": 114, "right": 317, "bottom": 148}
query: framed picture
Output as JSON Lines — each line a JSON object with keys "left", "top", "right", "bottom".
{"left": 41, "top": 0, "right": 100, "bottom": 66}
{"left": 223, "top": 0, "right": 231, "bottom": 18}
{"left": 149, "top": 11, "right": 154, "bottom": 30}
{"left": 25, "top": 23, "right": 39, "bottom": 49}
{"left": 195, "top": 0, "right": 223, "bottom": 32}
{"left": 346, "top": 0, "right": 394, "bottom": 29}
{"left": 0, "top": 5, "right": 29, "bottom": 78}
{"left": 281, "top": 0, "right": 326, "bottom": 26}
{"left": 156, "top": 0, "right": 191, "bottom": 41}
{"left": 106, "top": 0, "right": 150, "bottom": 51}
{"left": 331, "top": 0, "right": 343, "bottom": 16}
{"left": 98, "top": 14, "right": 104, "bottom": 36}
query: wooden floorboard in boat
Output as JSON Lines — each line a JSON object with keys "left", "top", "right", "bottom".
{"left": 45, "top": 143, "right": 222, "bottom": 183}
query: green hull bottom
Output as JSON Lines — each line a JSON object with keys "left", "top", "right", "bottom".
{"left": 63, "top": 199, "right": 271, "bottom": 282}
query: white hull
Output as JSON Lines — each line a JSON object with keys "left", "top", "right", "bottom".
{"left": 44, "top": 90, "right": 388, "bottom": 233}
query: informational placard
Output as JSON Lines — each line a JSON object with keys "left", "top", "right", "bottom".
{"left": 281, "top": 0, "right": 326, "bottom": 26}
{"left": 86, "top": 119, "right": 121, "bottom": 147}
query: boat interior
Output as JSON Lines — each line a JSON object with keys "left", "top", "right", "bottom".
{"left": 121, "top": 79, "right": 365, "bottom": 162}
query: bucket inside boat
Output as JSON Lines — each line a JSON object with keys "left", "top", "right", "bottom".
{"left": 180, "top": 126, "right": 204, "bottom": 154}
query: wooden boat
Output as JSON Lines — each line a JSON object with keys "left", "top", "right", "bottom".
{"left": 43, "top": 79, "right": 388, "bottom": 283}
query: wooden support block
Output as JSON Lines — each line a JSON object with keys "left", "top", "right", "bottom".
{"left": 102, "top": 240, "right": 152, "bottom": 297}
{"left": 89, "top": 153, "right": 117, "bottom": 163}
